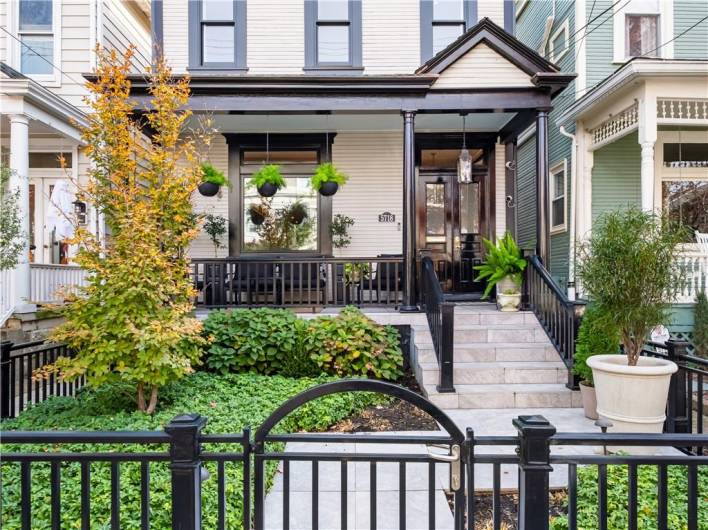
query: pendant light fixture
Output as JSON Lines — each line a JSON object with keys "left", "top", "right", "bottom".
{"left": 457, "top": 113, "right": 472, "bottom": 184}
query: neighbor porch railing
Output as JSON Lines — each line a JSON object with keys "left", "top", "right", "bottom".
{"left": 1, "top": 268, "right": 15, "bottom": 324}
{"left": 189, "top": 256, "right": 403, "bottom": 309}
{"left": 29, "top": 263, "right": 88, "bottom": 303}
{"left": 677, "top": 247, "right": 708, "bottom": 304}
{"left": 523, "top": 254, "right": 586, "bottom": 388}
{"left": 420, "top": 256, "right": 455, "bottom": 392}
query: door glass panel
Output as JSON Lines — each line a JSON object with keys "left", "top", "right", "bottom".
{"left": 459, "top": 182, "right": 479, "bottom": 234}
{"left": 425, "top": 183, "right": 446, "bottom": 245}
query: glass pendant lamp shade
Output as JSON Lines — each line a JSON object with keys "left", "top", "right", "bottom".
{"left": 457, "top": 114, "right": 472, "bottom": 184}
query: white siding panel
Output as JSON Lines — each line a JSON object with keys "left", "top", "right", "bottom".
{"left": 331, "top": 133, "right": 403, "bottom": 257}
{"left": 190, "top": 134, "right": 230, "bottom": 258}
{"left": 362, "top": 0, "right": 420, "bottom": 74}
{"left": 0, "top": 0, "right": 7, "bottom": 63}
{"left": 248, "top": 0, "right": 304, "bottom": 74}
{"left": 495, "top": 142, "right": 506, "bottom": 238}
{"left": 53, "top": 0, "right": 92, "bottom": 109}
{"left": 478, "top": 0, "right": 505, "bottom": 27}
{"left": 162, "top": 0, "right": 189, "bottom": 73}
{"left": 432, "top": 43, "right": 533, "bottom": 89}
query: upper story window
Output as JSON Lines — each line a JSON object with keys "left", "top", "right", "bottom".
{"left": 548, "top": 19, "right": 569, "bottom": 63}
{"left": 612, "top": 0, "right": 671, "bottom": 62}
{"left": 420, "top": 0, "right": 477, "bottom": 62}
{"left": 305, "top": 0, "right": 362, "bottom": 70}
{"left": 189, "top": 0, "right": 247, "bottom": 70}
{"left": 16, "top": 0, "right": 58, "bottom": 78}
{"left": 550, "top": 160, "right": 567, "bottom": 233}
{"left": 626, "top": 14, "right": 658, "bottom": 57}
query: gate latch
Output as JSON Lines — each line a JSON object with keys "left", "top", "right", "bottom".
{"left": 427, "top": 444, "right": 461, "bottom": 491}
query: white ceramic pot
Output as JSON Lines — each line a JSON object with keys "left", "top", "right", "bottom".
{"left": 497, "top": 292, "right": 521, "bottom": 312}
{"left": 587, "top": 354, "right": 677, "bottom": 433}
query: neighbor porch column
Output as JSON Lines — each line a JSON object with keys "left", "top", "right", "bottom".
{"left": 401, "top": 110, "right": 418, "bottom": 312}
{"left": 8, "top": 114, "right": 33, "bottom": 313}
{"left": 638, "top": 88, "right": 658, "bottom": 212}
{"left": 640, "top": 141, "right": 656, "bottom": 211}
{"left": 535, "top": 110, "right": 550, "bottom": 263}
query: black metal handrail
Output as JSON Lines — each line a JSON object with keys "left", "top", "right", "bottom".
{"left": 190, "top": 256, "right": 403, "bottom": 309}
{"left": 421, "top": 256, "right": 454, "bottom": 393}
{"left": 523, "top": 254, "right": 586, "bottom": 388}
{"left": 0, "top": 340, "right": 81, "bottom": 419}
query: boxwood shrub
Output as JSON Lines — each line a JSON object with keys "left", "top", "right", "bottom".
{"left": 0, "top": 372, "right": 385, "bottom": 530}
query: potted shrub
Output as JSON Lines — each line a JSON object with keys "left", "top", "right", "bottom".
{"left": 248, "top": 202, "right": 269, "bottom": 226}
{"left": 249, "top": 164, "right": 285, "bottom": 197}
{"left": 311, "top": 162, "right": 348, "bottom": 196}
{"left": 198, "top": 163, "right": 228, "bottom": 197}
{"left": 572, "top": 306, "right": 620, "bottom": 420}
{"left": 285, "top": 201, "right": 308, "bottom": 225}
{"left": 473, "top": 232, "right": 526, "bottom": 311}
{"left": 576, "top": 206, "right": 687, "bottom": 433}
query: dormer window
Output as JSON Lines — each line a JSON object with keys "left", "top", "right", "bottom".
{"left": 305, "top": 0, "right": 362, "bottom": 70}
{"left": 420, "top": 0, "right": 477, "bottom": 62}
{"left": 189, "top": 0, "right": 247, "bottom": 70}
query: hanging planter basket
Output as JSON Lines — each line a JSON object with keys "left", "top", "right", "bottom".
{"left": 311, "top": 163, "right": 347, "bottom": 197}
{"left": 257, "top": 182, "right": 278, "bottom": 197}
{"left": 319, "top": 181, "right": 339, "bottom": 196}
{"left": 250, "top": 211, "right": 265, "bottom": 225}
{"left": 198, "top": 182, "right": 220, "bottom": 197}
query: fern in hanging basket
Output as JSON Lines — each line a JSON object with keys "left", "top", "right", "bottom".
{"left": 248, "top": 164, "right": 286, "bottom": 190}
{"left": 201, "top": 162, "right": 229, "bottom": 186}
{"left": 310, "top": 163, "right": 348, "bottom": 192}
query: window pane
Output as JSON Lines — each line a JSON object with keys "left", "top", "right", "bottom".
{"left": 552, "top": 31, "right": 566, "bottom": 59}
{"left": 553, "top": 170, "right": 565, "bottom": 200}
{"left": 243, "top": 177, "right": 318, "bottom": 252}
{"left": 202, "top": 0, "right": 233, "bottom": 21}
{"left": 663, "top": 143, "right": 708, "bottom": 168}
{"left": 242, "top": 150, "right": 319, "bottom": 165}
{"left": 552, "top": 198, "right": 564, "bottom": 227}
{"left": 20, "top": 35, "right": 53, "bottom": 74}
{"left": 459, "top": 182, "right": 480, "bottom": 234}
{"left": 662, "top": 180, "right": 708, "bottom": 234}
{"left": 626, "top": 15, "right": 658, "bottom": 57}
{"left": 318, "top": 24, "right": 349, "bottom": 63}
{"left": 432, "top": 24, "right": 464, "bottom": 55}
{"left": 425, "top": 183, "right": 446, "bottom": 244}
{"left": 318, "top": 0, "right": 349, "bottom": 21}
{"left": 202, "top": 25, "right": 234, "bottom": 63}
{"left": 433, "top": 0, "right": 464, "bottom": 20}
{"left": 20, "top": 0, "right": 52, "bottom": 31}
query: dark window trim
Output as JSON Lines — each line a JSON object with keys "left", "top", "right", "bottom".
{"left": 305, "top": 0, "right": 362, "bottom": 70}
{"left": 188, "top": 0, "right": 247, "bottom": 70}
{"left": 504, "top": 0, "right": 515, "bottom": 34}
{"left": 225, "top": 133, "right": 335, "bottom": 257}
{"left": 151, "top": 0, "right": 164, "bottom": 62}
{"left": 420, "top": 0, "right": 477, "bottom": 63}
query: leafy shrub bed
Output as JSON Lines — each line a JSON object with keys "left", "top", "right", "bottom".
{"left": 551, "top": 462, "right": 708, "bottom": 530}
{"left": 0, "top": 372, "right": 384, "bottom": 530}
{"left": 204, "top": 306, "right": 404, "bottom": 380}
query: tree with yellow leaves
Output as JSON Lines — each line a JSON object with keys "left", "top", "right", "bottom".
{"left": 46, "top": 48, "right": 210, "bottom": 413}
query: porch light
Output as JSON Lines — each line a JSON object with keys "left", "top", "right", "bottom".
{"left": 457, "top": 114, "right": 472, "bottom": 184}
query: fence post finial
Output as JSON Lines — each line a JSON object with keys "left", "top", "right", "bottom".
{"left": 165, "top": 413, "right": 207, "bottom": 530}
{"left": 513, "top": 414, "right": 556, "bottom": 530}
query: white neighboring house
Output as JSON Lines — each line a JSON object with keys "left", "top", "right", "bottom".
{"left": 0, "top": 0, "right": 152, "bottom": 323}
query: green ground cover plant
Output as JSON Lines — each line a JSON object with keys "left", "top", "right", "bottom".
{"left": 572, "top": 305, "right": 621, "bottom": 385}
{"left": 0, "top": 372, "right": 384, "bottom": 530}
{"left": 203, "top": 306, "right": 404, "bottom": 380}
{"left": 550, "top": 462, "right": 708, "bottom": 530}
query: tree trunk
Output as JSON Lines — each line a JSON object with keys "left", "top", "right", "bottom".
{"left": 146, "top": 386, "right": 159, "bottom": 414}
{"left": 137, "top": 382, "right": 146, "bottom": 412}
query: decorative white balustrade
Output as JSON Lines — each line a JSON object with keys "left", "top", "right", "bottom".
{"left": 677, "top": 248, "right": 708, "bottom": 304}
{"left": 29, "top": 264, "right": 88, "bottom": 303}
{"left": 590, "top": 103, "right": 639, "bottom": 149}
{"left": 657, "top": 98, "right": 708, "bottom": 123}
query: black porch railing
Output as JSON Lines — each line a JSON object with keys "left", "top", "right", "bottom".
{"left": 421, "top": 256, "right": 455, "bottom": 393}
{"left": 0, "top": 340, "right": 81, "bottom": 419}
{"left": 190, "top": 256, "right": 403, "bottom": 309}
{"left": 523, "top": 254, "right": 585, "bottom": 388}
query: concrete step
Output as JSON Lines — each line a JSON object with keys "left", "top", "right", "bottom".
{"left": 415, "top": 343, "right": 561, "bottom": 364}
{"left": 422, "top": 383, "right": 581, "bottom": 410}
{"left": 419, "top": 361, "right": 568, "bottom": 386}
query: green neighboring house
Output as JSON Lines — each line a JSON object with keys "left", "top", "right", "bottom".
{"left": 513, "top": 0, "right": 708, "bottom": 336}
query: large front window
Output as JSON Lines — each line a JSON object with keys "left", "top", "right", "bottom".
{"left": 662, "top": 181, "right": 708, "bottom": 235}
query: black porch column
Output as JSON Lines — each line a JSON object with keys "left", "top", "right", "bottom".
{"left": 535, "top": 109, "right": 550, "bottom": 263}
{"left": 401, "top": 110, "right": 418, "bottom": 312}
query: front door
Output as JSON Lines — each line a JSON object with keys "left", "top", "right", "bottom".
{"left": 417, "top": 171, "right": 486, "bottom": 295}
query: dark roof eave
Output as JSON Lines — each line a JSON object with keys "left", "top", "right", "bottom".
{"left": 532, "top": 72, "right": 577, "bottom": 97}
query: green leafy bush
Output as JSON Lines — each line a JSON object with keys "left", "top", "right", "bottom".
{"left": 248, "top": 164, "right": 286, "bottom": 190}
{"left": 0, "top": 372, "right": 385, "bottom": 530}
{"left": 202, "top": 307, "right": 404, "bottom": 381}
{"left": 304, "top": 307, "right": 404, "bottom": 380}
{"left": 310, "top": 162, "right": 348, "bottom": 191}
{"left": 330, "top": 214, "right": 354, "bottom": 249}
{"left": 573, "top": 305, "right": 621, "bottom": 385}
{"left": 550, "top": 462, "right": 708, "bottom": 530}
{"left": 473, "top": 231, "right": 527, "bottom": 298}
{"left": 694, "top": 291, "right": 708, "bottom": 358}
{"left": 201, "top": 162, "right": 229, "bottom": 186}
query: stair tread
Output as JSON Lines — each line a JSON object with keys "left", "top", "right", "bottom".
{"left": 425, "top": 383, "right": 574, "bottom": 395}
{"left": 417, "top": 342, "right": 554, "bottom": 350}
{"left": 419, "top": 361, "right": 566, "bottom": 370}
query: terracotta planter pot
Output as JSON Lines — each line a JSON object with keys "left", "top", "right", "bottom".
{"left": 198, "top": 182, "right": 220, "bottom": 197}
{"left": 587, "top": 354, "right": 677, "bottom": 434}
{"left": 579, "top": 381, "right": 598, "bottom": 420}
{"left": 257, "top": 182, "right": 278, "bottom": 197}
{"left": 318, "top": 181, "right": 339, "bottom": 196}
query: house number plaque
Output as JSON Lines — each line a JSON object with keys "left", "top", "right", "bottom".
{"left": 378, "top": 212, "right": 396, "bottom": 223}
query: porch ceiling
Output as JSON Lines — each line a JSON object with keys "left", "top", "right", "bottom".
{"left": 205, "top": 113, "right": 515, "bottom": 134}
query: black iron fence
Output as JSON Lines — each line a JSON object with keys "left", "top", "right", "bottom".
{"left": 523, "top": 254, "right": 586, "bottom": 388}
{"left": 190, "top": 256, "right": 403, "bottom": 310}
{"left": 2, "top": 380, "right": 707, "bottom": 530}
{"left": 420, "top": 256, "right": 455, "bottom": 393}
{"left": 0, "top": 340, "right": 81, "bottom": 419}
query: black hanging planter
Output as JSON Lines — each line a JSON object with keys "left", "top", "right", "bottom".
{"left": 198, "top": 182, "right": 220, "bottom": 197}
{"left": 318, "top": 181, "right": 339, "bottom": 197}
{"left": 257, "top": 182, "right": 278, "bottom": 197}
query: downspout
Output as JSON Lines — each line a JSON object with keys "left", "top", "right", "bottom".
{"left": 559, "top": 126, "right": 577, "bottom": 301}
